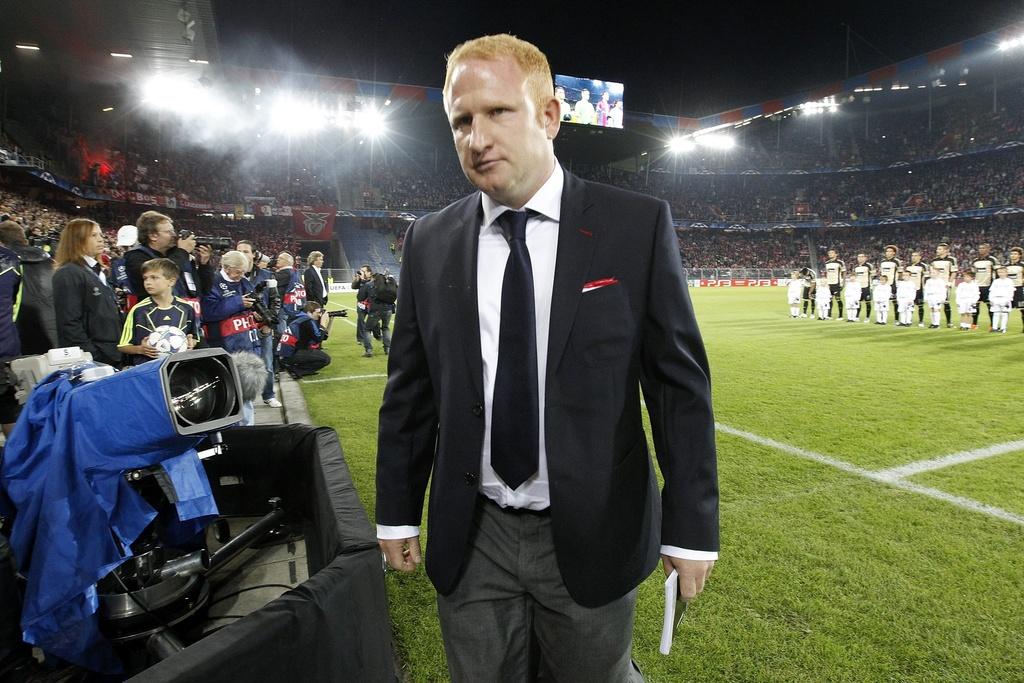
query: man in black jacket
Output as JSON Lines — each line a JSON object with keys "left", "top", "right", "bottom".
{"left": 303, "top": 250, "right": 329, "bottom": 307}
{"left": 375, "top": 35, "right": 716, "bottom": 681}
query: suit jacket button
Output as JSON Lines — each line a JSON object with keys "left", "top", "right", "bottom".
{"left": 471, "top": 403, "right": 484, "bottom": 417}
{"left": 464, "top": 473, "right": 477, "bottom": 486}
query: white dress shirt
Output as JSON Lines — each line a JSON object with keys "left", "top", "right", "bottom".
{"left": 378, "top": 162, "right": 718, "bottom": 562}
{"left": 83, "top": 255, "right": 107, "bottom": 286}
{"left": 312, "top": 265, "right": 326, "bottom": 297}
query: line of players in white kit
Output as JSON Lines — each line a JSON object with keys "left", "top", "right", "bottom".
{"left": 786, "top": 243, "right": 1024, "bottom": 333}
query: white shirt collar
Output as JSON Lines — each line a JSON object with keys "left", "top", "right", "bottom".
{"left": 481, "top": 160, "right": 563, "bottom": 231}
{"left": 83, "top": 255, "right": 99, "bottom": 268}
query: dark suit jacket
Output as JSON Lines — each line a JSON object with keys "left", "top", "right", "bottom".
{"left": 303, "top": 267, "right": 328, "bottom": 306}
{"left": 52, "top": 262, "right": 122, "bottom": 366}
{"left": 375, "top": 169, "right": 718, "bottom": 608}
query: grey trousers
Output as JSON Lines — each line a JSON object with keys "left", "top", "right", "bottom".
{"left": 437, "top": 497, "right": 643, "bottom": 683}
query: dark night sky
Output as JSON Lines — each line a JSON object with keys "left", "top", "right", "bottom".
{"left": 213, "top": 0, "right": 1024, "bottom": 117}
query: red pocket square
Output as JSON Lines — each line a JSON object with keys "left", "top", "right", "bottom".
{"left": 581, "top": 277, "right": 619, "bottom": 293}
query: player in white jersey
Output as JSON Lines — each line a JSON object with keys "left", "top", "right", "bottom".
{"left": 823, "top": 249, "right": 845, "bottom": 319}
{"left": 878, "top": 245, "right": 901, "bottom": 323}
{"left": 954, "top": 270, "right": 980, "bottom": 331}
{"left": 923, "top": 267, "right": 948, "bottom": 329}
{"left": 895, "top": 271, "right": 917, "bottom": 327}
{"left": 929, "top": 242, "right": 958, "bottom": 327}
{"left": 903, "top": 251, "right": 929, "bottom": 326}
{"left": 988, "top": 266, "right": 1015, "bottom": 333}
{"left": 843, "top": 273, "right": 861, "bottom": 322}
{"left": 971, "top": 243, "right": 999, "bottom": 329}
{"left": 872, "top": 276, "right": 892, "bottom": 325}
{"left": 815, "top": 275, "right": 833, "bottom": 320}
{"left": 852, "top": 253, "right": 874, "bottom": 322}
{"left": 787, "top": 271, "right": 804, "bottom": 318}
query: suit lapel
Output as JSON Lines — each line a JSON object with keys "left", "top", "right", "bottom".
{"left": 546, "top": 171, "right": 596, "bottom": 376}
{"left": 442, "top": 193, "right": 485, "bottom": 399}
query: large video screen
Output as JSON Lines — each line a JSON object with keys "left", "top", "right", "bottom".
{"left": 554, "top": 74, "right": 624, "bottom": 129}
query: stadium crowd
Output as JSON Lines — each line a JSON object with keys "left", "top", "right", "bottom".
{"left": 656, "top": 84, "right": 1024, "bottom": 172}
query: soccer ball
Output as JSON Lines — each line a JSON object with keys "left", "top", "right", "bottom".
{"left": 146, "top": 325, "right": 189, "bottom": 355}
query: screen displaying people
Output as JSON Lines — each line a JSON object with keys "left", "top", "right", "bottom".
{"left": 553, "top": 74, "right": 624, "bottom": 128}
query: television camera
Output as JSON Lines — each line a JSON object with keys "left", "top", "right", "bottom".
{"left": 1, "top": 347, "right": 294, "bottom": 674}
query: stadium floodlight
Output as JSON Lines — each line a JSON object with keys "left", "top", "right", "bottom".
{"left": 269, "top": 94, "right": 328, "bottom": 136}
{"left": 110, "top": 52, "right": 133, "bottom": 59}
{"left": 140, "top": 75, "right": 227, "bottom": 119}
{"left": 668, "top": 136, "right": 696, "bottom": 154}
{"left": 15, "top": 44, "right": 40, "bottom": 51}
{"left": 102, "top": 106, "right": 114, "bottom": 112}
{"left": 998, "top": 35, "right": 1024, "bottom": 51}
{"left": 189, "top": 58, "right": 209, "bottom": 64}
{"left": 696, "top": 133, "right": 735, "bottom": 151}
{"left": 356, "top": 108, "right": 387, "bottom": 138}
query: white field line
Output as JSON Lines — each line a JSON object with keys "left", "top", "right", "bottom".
{"left": 715, "top": 423, "right": 1024, "bottom": 527}
{"left": 302, "top": 373, "right": 388, "bottom": 384}
{"left": 873, "top": 440, "right": 1024, "bottom": 480}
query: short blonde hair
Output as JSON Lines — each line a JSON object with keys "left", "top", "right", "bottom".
{"left": 308, "top": 250, "right": 324, "bottom": 263}
{"left": 220, "top": 250, "right": 248, "bottom": 271}
{"left": 444, "top": 34, "right": 554, "bottom": 119}
{"left": 277, "top": 252, "right": 294, "bottom": 266}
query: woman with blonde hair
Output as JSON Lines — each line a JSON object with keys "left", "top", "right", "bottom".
{"left": 52, "top": 218, "right": 122, "bottom": 366}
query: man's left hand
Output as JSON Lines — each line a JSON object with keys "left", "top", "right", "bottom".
{"left": 197, "top": 244, "right": 212, "bottom": 264}
{"left": 661, "top": 556, "right": 715, "bottom": 601}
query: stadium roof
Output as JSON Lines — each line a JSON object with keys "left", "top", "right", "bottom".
{"left": 0, "top": 0, "right": 219, "bottom": 94}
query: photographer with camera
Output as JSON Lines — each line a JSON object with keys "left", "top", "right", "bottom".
{"left": 123, "top": 211, "right": 177, "bottom": 308}
{"left": 361, "top": 271, "right": 397, "bottom": 358}
{"left": 168, "top": 229, "right": 214, "bottom": 302}
{"left": 237, "top": 240, "right": 282, "bottom": 408}
{"left": 201, "top": 250, "right": 262, "bottom": 424}
{"left": 278, "top": 301, "right": 335, "bottom": 379}
{"left": 352, "top": 264, "right": 372, "bottom": 345}
{"left": 274, "top": 252, "right": 307, "bottom": 326}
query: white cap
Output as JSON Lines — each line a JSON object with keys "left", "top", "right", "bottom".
{"left": 116, "top": 224, "right": 138, "bottom": 247}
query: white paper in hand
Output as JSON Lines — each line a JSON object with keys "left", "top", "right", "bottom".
{"left": 659, "top": 569, "right": 687, "bottom": 655}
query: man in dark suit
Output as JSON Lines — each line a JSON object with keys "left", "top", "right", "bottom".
{"left": 375, "top": 34, "right": 718, "bottom": 681}
{"left": 302, "top": 250, "right": 328, "bottom": 307}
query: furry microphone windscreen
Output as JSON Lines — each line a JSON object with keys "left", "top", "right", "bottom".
{"left": 230, "top": 351, "right": 269, "bottom": 402}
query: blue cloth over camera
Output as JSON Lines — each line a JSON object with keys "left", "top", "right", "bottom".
{"left": 0, "top": 360, "right": 219, "bottom": 673}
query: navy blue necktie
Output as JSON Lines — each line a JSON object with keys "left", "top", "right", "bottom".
{"left": 491, "top": 210, "right": 539, "bottom": 490}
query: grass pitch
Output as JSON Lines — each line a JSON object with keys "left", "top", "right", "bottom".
{"left": 304, "top": 289, "right": 1023, "bottom": 682}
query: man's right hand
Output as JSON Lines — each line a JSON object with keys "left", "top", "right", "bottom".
{"left": 241, "top": 295, "right": 255, "bottom": 309}
{"left": 379, "top": 536, "right": 422, "bottom": 573}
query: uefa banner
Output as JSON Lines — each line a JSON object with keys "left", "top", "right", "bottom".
{"left": 291, "top": 206, "right": 337, "bottom": 240}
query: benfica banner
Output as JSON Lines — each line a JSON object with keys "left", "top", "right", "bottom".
{"left": 291, "top": 206, "right": 337, "bottom": 240}
{"left": 692, "top": 278, "right": 784, "bottom": 287}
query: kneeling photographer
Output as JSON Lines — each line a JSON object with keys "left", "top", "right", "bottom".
{"left": 278, "top": 302, "right": 337, "bottom": 379}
